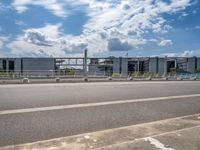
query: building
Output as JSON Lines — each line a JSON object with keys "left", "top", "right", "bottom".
{"left": 0, "top": 58, "right": 55, "bottom": 76}
{"left": 89, "top": 57, "right": 200, "bottom": 76}
{"left": 0, "top": 57, "right": 200, "bottom": 77}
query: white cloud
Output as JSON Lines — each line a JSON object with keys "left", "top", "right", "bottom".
{"left": 15, "top": 20, "right": 27, "bottom": 26}
{"left": 12, "top": 0, "right": 69, "bottom": 17}
{"left": 160, "top": 53, "right": 177, "bottom": 57}
{"left": 160, "top": 50, "right": 200, "bottom": 57}
{"left": 181, "top": 50, "right": 194, "bottom": 57}
{"left": 0, "top": 36, "right": 9, "bottom": 49}
{"left": 80, "top": 0, "right": 190, "bottom": 52}
{"left": 0, "top": 2, "right": 12, "bottom": 13}
{"left": 7, "top": 24, "right": 88, "bottom": 57}
{"left": 195, "top": 26, "right": 200, "bottom": 29}
{"left": 9, "top": 0, "right": 193, "bottom": 57}
{"left": 0, "top": 40, "right": 3, "bottom": 49}
{"left": 24, "top": 24, "right": 62, "bottom": 46}
{"left": 158, "top": 39, "right": 173, "bottom": 46}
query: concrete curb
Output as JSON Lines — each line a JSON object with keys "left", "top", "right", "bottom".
{"left": 0, "top": 78, "right": 200, "bottom": 85}
{"left": 1, "top": 114, "right": 200, "bottom": 150}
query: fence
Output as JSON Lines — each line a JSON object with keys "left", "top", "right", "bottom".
{"left": 0, "top": 70, "right": 200, "bottom": 81}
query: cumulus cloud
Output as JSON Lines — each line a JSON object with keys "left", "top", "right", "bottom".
{"left": 8, "top": 0, "right": 193, "bottom": 57}
{"left": 158, "top": 39, "right": 173, "bottom": 46}
{"left": 7, "top": 24, "right": 89, "bottom": 57}
{"left": 24, "top": 24, "right": 61, "bottom": 46}
{"left": 107, "top": 38, "right": 133, "bottom": 51}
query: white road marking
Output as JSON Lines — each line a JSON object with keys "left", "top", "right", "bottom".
{"left": 96, "top": 125, "right": 200, "bottom": 150}
{"left": 0, "top": 94, "right": 200, "bottom": 115}
{"left": 145, "top": 137, "right": 174, "bottom": 150}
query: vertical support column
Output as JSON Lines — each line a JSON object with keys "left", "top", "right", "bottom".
{"left": 174, "top": 58, "right": 177, "bottom": 75}
{"left": 84, "top": 49, "right": 88, "bottom": 78}
{"left": 6, "top": 59, "right": 9, "bottom": 75}
{"left": 164, "top": 56, "right": 167, "bottom": 76}
{"left": 174, "top": 58, "right": 177, "bottom": 69}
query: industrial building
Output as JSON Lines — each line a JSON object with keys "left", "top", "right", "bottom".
{"left": 0, "top": 58, "right": 55, "bottom": 76}
{"left": 88, "top": 57, "right": 200, "bottom": 76}
{"left": 0, "top": 57, "right": 200, "bottom": 77}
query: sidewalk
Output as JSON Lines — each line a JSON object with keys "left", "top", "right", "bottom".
{"left": 1, "top": 114, "right": 200, "bottom": 150}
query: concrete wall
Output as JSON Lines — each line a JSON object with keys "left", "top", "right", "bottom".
{"left": 187, "top": 57, "right": 196, "bottom": 73}
{"left": 149, "top": 58, "right": 158, "bottom": 73}
{"left": 121, "top": 58, "right": 128, "bottom": 76}
{"left": 157, "top": 58, "right": 165, "bottom": 75}
{"left": 22, "top": 58, "right": 55, "bottom": 76}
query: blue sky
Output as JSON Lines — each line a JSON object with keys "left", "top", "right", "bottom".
{"left": 0, "top": 0, "right": 200, "bottom": 57}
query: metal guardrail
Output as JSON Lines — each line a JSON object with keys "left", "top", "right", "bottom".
{"left": 0, "top": 70, "right": 200, "bottom": 80}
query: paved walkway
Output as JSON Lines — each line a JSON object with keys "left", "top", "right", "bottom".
{"left": 1, "top": 114, "right": 200, "bottom": 150}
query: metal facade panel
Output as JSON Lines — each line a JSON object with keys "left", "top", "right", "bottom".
{"left": 187, "top": 57, "right": 196, "bottom": 73}
{"left": 121, "top": 58, "right": 128, "bottom": 76}
{"left": 22, "top": 58, "right": 55, "bottom": 75}
{"left": 149, "top": 58, "right": 157, "bottom": 73}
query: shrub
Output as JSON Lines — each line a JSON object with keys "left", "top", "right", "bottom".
{"left": 112, "top": 73, "right": 120, "bottom": 77}
{"left": 195, "top": 68, "right": 200, "bottom": 73}
{"left": 65, "top": 68, "right": 75, "bottom": 75}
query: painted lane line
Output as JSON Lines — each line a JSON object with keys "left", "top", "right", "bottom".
{"left": 0, "top": 94, "right": 200, "bottom": 115}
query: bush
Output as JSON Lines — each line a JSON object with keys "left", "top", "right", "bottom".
{"left": 131, "top": 72, "right": 142, "bottom": 77}
{"left": 112, "top": 73, "right": 120, "bottom": 77}
{"left": 195, "top": 68, "right": 200, "bottom": 73}
{"left": 65, "top": 68, "right": 75, "bottom": 75}
{"left": 0, "top": 68, "right": 6, "bottom": 77}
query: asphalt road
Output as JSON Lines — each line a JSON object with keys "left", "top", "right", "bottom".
{"left": 0, "top": 81, "right": 200, "bottom": 147}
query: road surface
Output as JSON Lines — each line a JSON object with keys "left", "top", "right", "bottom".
{"left": 0, "top": 81, "right": 200, "bottom": 147}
